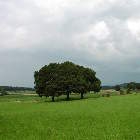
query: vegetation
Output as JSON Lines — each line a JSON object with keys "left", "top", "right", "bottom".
{"left": 0, "top": 92, "right": 140, "bottom": 139}
{"left": 34, "top": 62, "right": 101, "bottom": 101}
{"left": 102, "top": 85, "right": 115, "bottom": 90}
{"left": 102, "top": 82, "right": 140, "bottom": 90}
{"left": 0, "top": 86, "right": 34, "bottom": 92}
{"left": 0, "top": 88, "right": 8, "bottom": 96}
{"left": 115, "top": 85, "right": 120, "bottom": 91}
{"left": 120, "top": 89, "right": 125, "bottom": 95}
{"left": 127, "top": 82, "right": 136, "bottom": 91}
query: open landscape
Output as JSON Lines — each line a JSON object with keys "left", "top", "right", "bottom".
{"left": 1, "top": 0, "right": 140, "bottom": 139}
{"left": 1, "top": 90, "right": 140, "bottom": 140}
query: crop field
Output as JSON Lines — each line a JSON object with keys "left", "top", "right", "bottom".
{"left": 0, "top": 92, "right": 140, "bottom": 140}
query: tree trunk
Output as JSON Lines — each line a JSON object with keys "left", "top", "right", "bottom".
{"left": 39, "top": 94, "right": 42, "bottom": 98}
{"left": 66, "top": 91, "right": 70, "bottom": 100}
{"left": 52, "top": 96, "right": 55, "bottom": 102}
{"left": 81, "top": 92, "right": 84, "bottom": 99}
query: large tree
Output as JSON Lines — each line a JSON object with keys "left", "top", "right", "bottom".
{"left": 34, "top": 61, "right": 101, "bottom": 101}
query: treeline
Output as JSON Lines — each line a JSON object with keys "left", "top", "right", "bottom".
{"left": 102, "top": 82, "right": 140, "bottom": 90}
{"left": 102, "top": 86, "right": 114, "bottom": 90}
{"left": 0, "top": 86, "right": 34, "bottom": 92}
{"left": 0, "top": 88, "right": 8, "bottom": 96}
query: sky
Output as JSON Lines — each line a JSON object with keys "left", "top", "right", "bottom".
{"left": 0, "top": 0, "right": 140, "bottom": 87}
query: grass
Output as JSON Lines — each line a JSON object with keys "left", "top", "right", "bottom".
{"left": 0, "top": 92, "right": 140, "bottom": 139}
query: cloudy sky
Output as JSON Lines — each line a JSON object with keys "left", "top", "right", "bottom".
{"left": 0, "top": 0, "right": 140, "bottom": 87}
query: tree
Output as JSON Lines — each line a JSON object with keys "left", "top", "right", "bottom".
{"left": 34, "top": 61, "right": 101, "bottom": 101}
{"left": 0, "top": 88, "right": 8, "bottom": 96}
{"left": 127, "top": 82, "right": 136, "bottom": 91}
{"left": 135, "top": 83, "right": 140, "bottom": 90}
{"left": 115, "top": 85, "right": 121, "bottom": 91}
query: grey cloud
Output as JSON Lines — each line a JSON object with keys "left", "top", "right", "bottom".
{"left": 0, "top": 0, "right": 140, "bottom": 87}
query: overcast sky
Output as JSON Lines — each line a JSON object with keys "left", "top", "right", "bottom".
{"left": 1, "top": 0, "right": 140, "bottom": 87}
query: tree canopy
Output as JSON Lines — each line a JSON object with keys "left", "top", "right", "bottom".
{"left": 34, "top": 61, "right": 101, "bottom": 101}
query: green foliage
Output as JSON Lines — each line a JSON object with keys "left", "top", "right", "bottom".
{"left": 126, "top": 82, "right": 137, "bottom": 94}
{"left": 115, "top": 85, "right": 121, "bottom": 91}
{"left": 120, "top": 89, "right": 125, "bottom": 95}
{"left": 127, "top": 82, "right": 136, "bottom": 90}
{"left": 34, "top": 61, "right": 101, "bottom": 101}
{"left": 0, "top": 88, "right": 8, "bottom": 96}
{"left": 135, "top": 83, "right": 140, "bottom": 90}
{"left": 0, "top": 86, "right": 34, "bottom": 92}
{"left": 126, "top": 88, "right": 131, "bottom": 94}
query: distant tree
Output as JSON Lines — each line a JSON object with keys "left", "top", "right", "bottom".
{"left": 0, "top": 88, "right": 8, "bottom": 96}
{"left": 0, "top": 86, "right": 34, "bottom": 92}
{"left": 115, "top": 85, "right": 121, "bottom": 91}
{"left": 135, "top": 83, "right": 140, "bottom": 90}
{"left": 34, "top": 62, "right": 101, "bottom": 101}
{"left": 127, "top": 82, "right": 136, "bottom": 91}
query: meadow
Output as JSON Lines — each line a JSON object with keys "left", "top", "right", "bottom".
{"left": 0, "top": 91, "right": 140, "bottom": 140}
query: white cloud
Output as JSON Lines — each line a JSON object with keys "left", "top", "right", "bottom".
{"left": 74, "top": 21, "right": 110, "bottom": 41}
{"left": 127, "top": 18, "right": 140, "bottom": 40}
{"left": 88, "top": 21, "right": 110, "bottom": 40}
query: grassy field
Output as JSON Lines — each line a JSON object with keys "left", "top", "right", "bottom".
{"left": 0, "top": 92, "right": 140, "bottom": 140}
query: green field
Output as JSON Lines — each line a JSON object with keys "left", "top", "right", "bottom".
{"left": 0, "top": 93, "right": 140, "bottom": 140}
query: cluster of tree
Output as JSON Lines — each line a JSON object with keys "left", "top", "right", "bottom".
{"left": 126, "top": 82, "right": 138, "bottom": 94}
{"left": 134, "top": 83, "right": 140, "bottom": 90}
{"left": 114, "top": 82, "right": 140, "bottom": 94}
{"left": 105, "top": 82, "right": 140, "bottom": 91}
{"left": 102, "top": 83, "right": 128, "bottom": 90}
{"left": 0, "top": 88, "right": 8, "bottom": 96}
{"left": 34, "top": 61, "right": 101, "bottom": 101}
{"left": 0, "top": 86, "right": 34, "bottom": 92}
{"left": 115, "top": 82, "right": 140, "bottom": 91}
{"left": 127, "top": 82, "right": 136, "bottom": 90}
